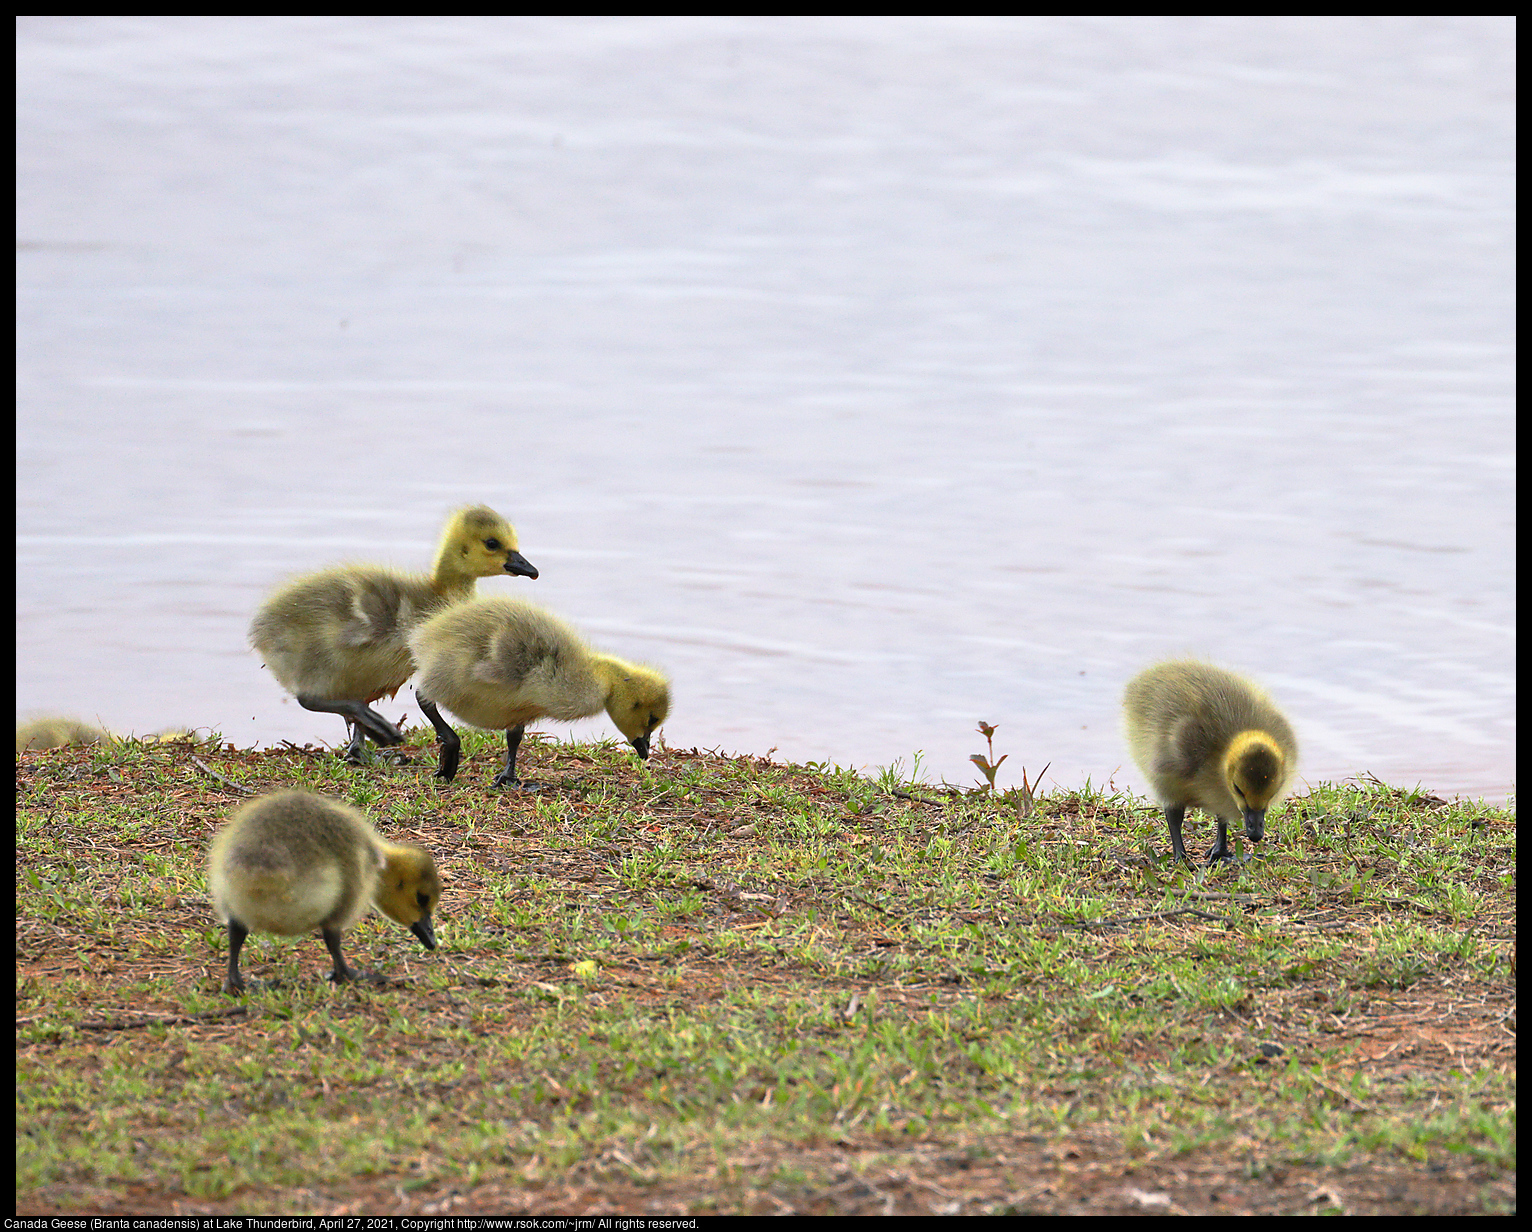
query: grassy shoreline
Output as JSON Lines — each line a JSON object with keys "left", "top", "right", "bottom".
{"left": 16, "top": 729, "right": 1516, "bottom": 1215}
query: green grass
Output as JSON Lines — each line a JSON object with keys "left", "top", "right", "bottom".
{"left": 14, "top": 730, "right": 1516, "bottom": 1215}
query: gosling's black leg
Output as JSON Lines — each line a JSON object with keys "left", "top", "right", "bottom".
{"left": 323, "top": 926, "right": 385, "bottom": 985}
{"left": 416, "top": 695, "right": 462, "bottom": 782}
{"left": 223, "top": 918, "right": 249, "bottom": 995}
{"left": 492, "top": 724, "right": 538, "bottom": 790}
{"left": 1166, "top": 804, "right": 1191, "bottom": 865}
{"left": 342, "top": 719, "right": 368, "bottom": 765}
{"left": 297, "top": 695, "right": 404, "bottom": 747}
{"left": 1207, "top": 819, "right": 1235, "bottom": 864}
{"left": 322, "top": 926, "right": 355, "bottom": 984}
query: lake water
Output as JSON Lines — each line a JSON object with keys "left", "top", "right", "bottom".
{"left": 16, "top": 17, "right": 1516, "bottom": 801}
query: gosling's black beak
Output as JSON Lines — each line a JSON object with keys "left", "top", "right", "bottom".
{"left": 1242, "top": 808, "right": 1265, "bottom": 843}
{"left": 504, "top": 551, "right": 539, "bottom": 580}
{"left": 631, "top": 734, "right": 650, "bottom": 760}
{"left": 410, "top": 917, "right": 437, "bottom": 951}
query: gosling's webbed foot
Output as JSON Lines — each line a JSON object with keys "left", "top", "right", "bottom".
{"left": 491, "top": 771, "right": 541, "bottom": 792}
{"left": 434, "top": 744, "right": 461, "bottom": 783}
{"left": 1205, "top": 819, "right": 1242, "bottom": 865}
{"left": 344, "top": 703, "right": 402, "bottom": 747}
{"left": 1208, "top": 836, "right": 1260, "bottom": 865}
{"left": 363, "top": 718, "right": 406, "bottom": 747}
{"left": 298, "top": 696, "right": 404, "bottom": 748}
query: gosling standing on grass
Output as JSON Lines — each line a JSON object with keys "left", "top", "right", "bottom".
{"left": 1123, "top": 660, "right": 1297, "bottom": 865}
{"left": 408, "top": 595, "right": 670, "bottom": 788}
{"left": 249, "top": 505, "right": 538, "bottom": 763}
{"left": 208, "top": 789, "right": 441, "bottom": 994}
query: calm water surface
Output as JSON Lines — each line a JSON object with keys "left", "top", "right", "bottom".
{"left": 16, "top": 17, "right": 1515, "bottom": 799}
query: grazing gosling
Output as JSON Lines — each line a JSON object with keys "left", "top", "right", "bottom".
{"left": 249, "top": 505, "right": 538, "bottom": 763}
{"left": 16, "top": 717, "right": 114, "bottom": 752}
{"left": 208, "top": 789, "right": 441, "bottom": 994}
{"left": 408, "top": 596, "right": 670, "bottom": 788}
{"left": 140, "top": 728, "right": 196, "bottom": 745}
{"left": 1123, "top": 660, "right": 1297, "bottom": 865}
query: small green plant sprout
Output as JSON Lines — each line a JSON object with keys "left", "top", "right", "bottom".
{"left": 1013, "top": 762, "right": 1050, "bottom": 820}
{"left": 971, "top": 722, "right": 1007, "bottom": 793}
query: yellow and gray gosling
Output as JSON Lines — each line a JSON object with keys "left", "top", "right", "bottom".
{"left": 407, "top": 596, "right": 670, "bottom": 789}
{"left": 16, "top": 717, "right": 114, "bottom": 752}
{"left": 249, "top": 504, "right": 538, "bottom": 763}
{"left": 15, "top": 720, "right": 196, "bottom": 753}
{"left": 207, "top": 789, "right": 441, "bottom": 994}
{"left": 1123, "top": 660, "right": 1297, "bottom": 865}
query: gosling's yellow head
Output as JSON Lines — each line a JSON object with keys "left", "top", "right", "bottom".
{"left": 445, "top": 505, "right": 539, "bottom": 580}
{"left": 1223, "top": 730, "right": 1288, "bottom": 842}
{"left": 604, "top": 663, "right": 671, "bottom": 760}
{"left": 374, "top": 845, "right": 442, "bottom": 950}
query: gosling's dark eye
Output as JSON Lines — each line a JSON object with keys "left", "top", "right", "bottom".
{"left": 417, "top": 892, "right": 431, "bottom": 909}
{"left": 485, "top": 537, "right": 502, "bottom": 551}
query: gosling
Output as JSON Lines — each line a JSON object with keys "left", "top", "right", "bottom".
{"left": 208, "top": 789, "right": 441, "bottom": 994}
{"left": 407, "top": 596, "right": 670, "bottom": 788}
{"left": 249, "top": 505, "right": 538, "bottom": 763}
{"left": 16, "top": 717, "right": 113, "bottom": 752}
{"left": 16, "top": 720, "right": 195, "bottom": 752}
{"left": 1123, "top": 660, "right": 1297, "bottom": 865}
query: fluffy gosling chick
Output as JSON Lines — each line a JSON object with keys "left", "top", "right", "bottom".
{"left": 208, "top": 789, "right": 441, "bottom": 994}
{"left": 249, "top": 505, "right": 538, "bottom": 763}
{"left": 1123, "top": 660, "right": 1297, "bottom": 865}
{"left": 407, "top": 596, "right": 671, "bottom": 788}
{"left": 16, "top": 717, "right": 114, "bottom": 752}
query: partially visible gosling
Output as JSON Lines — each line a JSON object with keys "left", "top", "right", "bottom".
{"left": 207, "top": 789, "right": 441, "bottom": 994}
{"left": 249, "top": 505, "right": 538, "bottom": 763}
{"left": 407, "top": 596, "right": 670, "bottom": 788}
{"left": 16, "top": 720, "right": 197, "bottom": 752}
{"left": 16, "top": 717, "right": 114, "bottom": 752}
{"left": 1123, "top": 660, "right": 1298, "bottom": 865}
{"left": 140, "top": 728, "right": 197, "bottom": 745}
